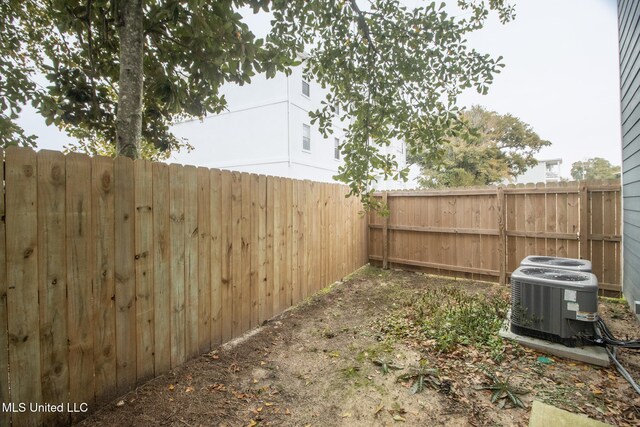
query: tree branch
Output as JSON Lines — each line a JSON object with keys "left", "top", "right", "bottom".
{"left": 349, "top": 0, "right": 378, "bottom": 55}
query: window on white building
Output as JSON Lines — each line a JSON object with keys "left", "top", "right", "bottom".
{"left": 302, "top": 80, "right": 310, "bottom": 97}
{"left": 303, "top": 124, "right": 311, "bottom": 151}
{"left": 334, "top": 138, "right": 340, "bottom": 160}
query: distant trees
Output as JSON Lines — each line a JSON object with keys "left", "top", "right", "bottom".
{"left": 570, "top": 158, "right": 621, "bottom": 181}
{"left": 411, "top": 106, "right": 550, "bottom": 188}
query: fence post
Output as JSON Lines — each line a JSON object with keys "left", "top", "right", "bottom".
{"left": 382, "top": 191, "right": 389, "bottom": 270}
{"left": 579, "top": 182, "right": 589, "bottom": 260}
{"left": 497, "top": 186, "right": 506, "bottom": 285}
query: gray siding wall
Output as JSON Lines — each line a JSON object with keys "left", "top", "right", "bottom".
{"left": 619, "top": 0, "right": 640, "bottom": 312}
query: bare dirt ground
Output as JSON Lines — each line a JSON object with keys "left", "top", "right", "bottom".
{"left": 77, "top": 266, "right": 640, "bottom": 427}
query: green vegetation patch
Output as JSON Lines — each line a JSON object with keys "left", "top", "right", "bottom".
{"left": 378, "top": 286, "right": 510, "bottom": 361}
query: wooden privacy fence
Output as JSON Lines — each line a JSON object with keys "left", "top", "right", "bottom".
{"left": 0, "top": 146, "right": 368, "bottom": 427}
{"left": 369, "top": 181, "right": 621, "bottom": 293}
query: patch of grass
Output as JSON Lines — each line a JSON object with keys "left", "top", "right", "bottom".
{"left": 340, "top": 366, "right": 373, "bottom": 388}
{"left": 599, "top": 295, "right": 626, "bottom": 305}
{"left": 537, "top": 385, "right": 581, "bottom": 412}
{"left": 378, "top": 286, "right": 510, "bottom": 361}
{"left": 355, "top": 340, "right": 395, "bottom": 363}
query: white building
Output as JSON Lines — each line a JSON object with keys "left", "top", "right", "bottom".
{"left": 514, "top": 158, "right": 563, "bottom": 184}
{"left": 169, "top": 65, "right": 418, "bottom": 189}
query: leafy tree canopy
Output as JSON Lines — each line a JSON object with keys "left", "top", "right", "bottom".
{"left": 1, "top": 0, "right": 515, "bottom": 207}
{"left": 570, "top": 157, "right": 621, "bottom": 181}
{"left": 411, "top": 105, "right": 551, "bottom": 188}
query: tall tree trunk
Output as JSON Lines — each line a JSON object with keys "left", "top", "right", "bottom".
{"left": 116, "top": 0, "right": 144, "bottom": 159}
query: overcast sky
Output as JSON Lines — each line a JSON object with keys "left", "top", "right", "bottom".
{"left": 18, "top": 0, "right": 622, "bottom": 178}
{"left": 454, "top": 0, "right": 622, "bottom": 178}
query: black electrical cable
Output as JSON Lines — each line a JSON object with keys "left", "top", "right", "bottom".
{"left": 595, "top": 318, "right": 640, "bottom": 349}
{"left": 593, "top": 317, "right": 640, "bottom": 395}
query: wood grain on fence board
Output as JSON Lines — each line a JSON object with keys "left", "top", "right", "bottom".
{"left": 197, "top": 168, "right": 212, "bottom": 354}
{"left": 66, "top": 153, "right": 95, "bottom": 422}
{"left": 272, "top": 177, "right": 281, "bottom": 315}
{"left": 6, "top": 147, "right": 42, "bottom": 427}
{"left": 0, "top": 149, "right": 9, "bottom": 427}
{"left": 169, "top": 164, "right": 186, "bottom": 368}
{"left": 114, "top": 156, "right": 136, "bottom": 393}
{"left": 134, "top": 160, "right": 155, "bottom": 384}
{"left": 250, "top": 174, "right": 260, "bottom": 328}
{"left": 210, "top": 169, "right": 222, "bottom": 346}
{"left": 152, "top": 162, "right": 171, "bottom": 375}
{"left": 219, "top": 170, "right": 232, "bottom": 342}
{"left": 184, "top": 166, "right": 199, "bottom": 359}
{"left": 291, "top": 180, "right": 300, "bottom": 306}
{"left": 240, "top": 173, "right": 251, "bottom": 335}
{"left": 257, "top": 175, "right": 267, "bottom": 324}
{"left": 37, "top": 150, "right": 70, "bottom": 426}
{"left": 284, "top": 179, "right": 293, "bottom": 308}
{"left": 231, "top": 172, "right": 243, "bottom": 338}
{"left": 92, "top": 156, "right": 117, "bottom": 404}
{"left": 265, "top": 176, "right": 275, "bottom": 320}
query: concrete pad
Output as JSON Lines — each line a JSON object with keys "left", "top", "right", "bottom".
{"left": 499, "top": 315, "right": 610, "bottom": 367}
{"left": 529, "top": 400, "right": 612, "bottom": 427}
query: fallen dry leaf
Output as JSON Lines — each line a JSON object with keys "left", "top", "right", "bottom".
{"left": 340, "top": 413, "right": 352, "bottom": 418}
{"left": 393, "top": 414, "right": 406, "bottom": 422}
{"left": 168, "top": 384, "right": 175, "bottom": 391}
{"left": 115, "top": 400, "right": 125, "bottom": 407}
{"left": 374, "top": 403, "right": 384, "bottom": 416}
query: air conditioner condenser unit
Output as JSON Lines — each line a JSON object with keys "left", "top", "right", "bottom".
{"left": 510, "top": 266, "right": 598, "bottom": 347}
{"left": 520, "top": 255, "right": 592, "bottom": 272}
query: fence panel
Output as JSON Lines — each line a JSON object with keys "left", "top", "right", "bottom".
{"left": 0, "top": 147, "right": 368, "bottom": 427}
{"left": 370, "top": 181, "right": 622, "bottom": 293}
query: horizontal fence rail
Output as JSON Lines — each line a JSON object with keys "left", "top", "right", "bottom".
{"left": 0, "top": 147, "right": 368, "bottom": 427}
{"left": 369, "top": 181, "right": 622, "bottom": 294}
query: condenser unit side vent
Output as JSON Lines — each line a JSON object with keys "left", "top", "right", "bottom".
{"left": 510, "top": 266, "right": 598, "bottom": 347}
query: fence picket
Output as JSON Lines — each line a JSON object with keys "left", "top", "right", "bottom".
{"left": 0, "top": 149, "right": 8, "bottom": 427}
{"left": 92, "top": 155, "right": 117, "bottom": 404}
{"left": 152, "top": 162, "right": 171, "bottom": 375}
{"left": 37, "top": 150, "right": 70, "bottom": 426}
{"left": 240, "top": 173, "right": 251, "bottom": 335}
{"left": 134, "top": 160, "right": 154, "bottom": 384}
{"left": 66, "top": 153, "right": 95, "bottom": 421}
{"left": 114, "top": 156, "right": 136, "bottom": 393}
{"left": 169, "top": 164, "right": 186, "bottom": 368}
{"left": 210, "top": 169, "right": 223, "bottom": 346}
{"left": 220, "top": 170, "right": 233, "bottom": 342}
{"left": 6, "top": 147, "right": 42, "bottom": 427}
{"left": 184, "top": 166, "right": 199, "bottom": 359}
{"left": 197, "top": 168, "right": 212, "bottom": 353}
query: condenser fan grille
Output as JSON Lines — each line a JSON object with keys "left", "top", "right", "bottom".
{"left": 519, "top": 268, "right": 589, "bottom": 282}
{"left": 528, "top": 257, "right": 584, "bottom": 267}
